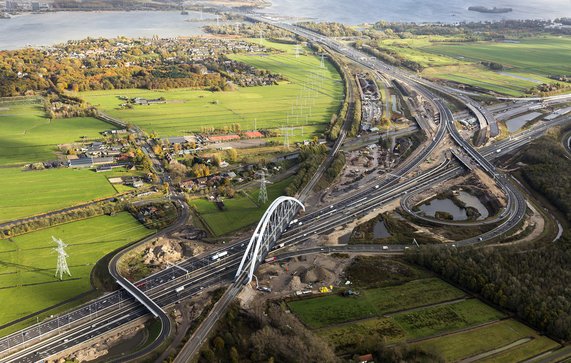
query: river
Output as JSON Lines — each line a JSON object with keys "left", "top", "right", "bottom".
{"left": 0, "top": 0, "right": 570, "bottom": 50}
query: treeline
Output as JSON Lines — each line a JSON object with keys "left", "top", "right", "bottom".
{"left": 372, "top": 19, "right": 569, "bottom": 37}
{"left": 298, "top": 22, "right": 362, "bottom": 37}
{"left": 528, "top": 82, "right": 571, "bottom": 97}
{"left": 518, "top": 136, "right": 571, "bottom": 221}
{"left": 285, "top": 144, "right": 328, "bottom": 196}
{"left": 204, "top": 22, "right": 295, "bottom": 39}
{"left": 44, "top": 92, "right": 97, "bottom": 119}
{"left": 355, "top": 42, "right": 424, "bottom": 72}
{"left": 407, "top": 242, "right": 571, "bottom": 341}
{"left": 0, "top": 199, "right": 125, "bottom": 239}
{"left": 314, "top": 151, "right": 346, "bottom": 192}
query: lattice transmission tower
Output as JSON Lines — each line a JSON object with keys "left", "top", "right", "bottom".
{"left": 53, "top": 236, "right": 71, "bottom": 280}
{"left": 258, "top": 170, "right": 269, "bottom": 205}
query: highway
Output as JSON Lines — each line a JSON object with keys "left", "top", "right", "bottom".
{"left": 2, "top": 16, "right": 571, "bottom": 363}
{"left": 0, "top": 113, "right": 563, "bottom": 362}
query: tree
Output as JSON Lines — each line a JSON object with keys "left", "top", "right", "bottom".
{"left": 226, "top": 148, "right": 238, "bottom": 162}
{"left": 229, "top": 346, "right": 239, "bottom": 363}
{"left": 212, "top": 153, "right": 222, "bottom": 167}
{"left": 213, "top": 336, "right": 225, "bottom": 352}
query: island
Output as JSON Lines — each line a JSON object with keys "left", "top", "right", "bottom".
{"left": 468, "top": 6, "right": 513, "bottom": 13}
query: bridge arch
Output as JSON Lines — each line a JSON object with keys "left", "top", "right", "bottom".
{"left": 236, "top": 196, "right": 304, "bottom": 283}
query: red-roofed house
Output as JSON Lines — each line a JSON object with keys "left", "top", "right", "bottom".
{"left": 358, "top": 354, "right": 374, "bottom": 363}
{"left": 243, "top": 131, "right": 264, "bottom": 139}
{"left": 208, "top": 134, "right": 240, "bottom": 143}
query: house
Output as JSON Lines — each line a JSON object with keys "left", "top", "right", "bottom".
{"left": 164, "top": 136, "right": 187, "bottom": 145}
{"left": 69, "top": 157, "right": 93, "bottom": 168}
{"left": 123, "top": 176, "right": 144, "bottom": 188}
{"left": 243, "top": 131, "right": 264, "bottom": 139}
{"left": 92, "top": 157, "right": 115, "bottom": 165}
{"left": 358, "top": 354, "right": 374, "bottom": 363}
{"left": 208, "top": 134, "right": 240, "bottom": 143}
{"left": 180, "top": 180, "right": 196, "bottom": 190}
{"left": 108, "top": 177, "right": 123, "bottom": 184}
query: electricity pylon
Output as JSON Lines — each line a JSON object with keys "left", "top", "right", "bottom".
{"left": 53, "top": 236, "right": 71, "bottom": 280}
{"left": 258, "top": 171, "right": 269, "bottom": 205}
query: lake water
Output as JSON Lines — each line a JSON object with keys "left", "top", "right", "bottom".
{"left": 0, "top": 11, "right": 215, "bottom": 50}
{"left": 1, "top": 0, "right": 570, "bottom": 50}
{"left": 261, "top": 0, "right": 571, "bottom": 24}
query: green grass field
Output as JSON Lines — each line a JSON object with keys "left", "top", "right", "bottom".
{"left": 413, "top": 319, "right": 550, "bottom": 362}
{"left": 320, "top": 317, "right": 406, "bottom": 353}
{"left": 190, "top": 177, "right": 292, "bottom": 236}
{"left": 320, "top": 299, "right": 506, "bottom": 355}
{"left": 479, "top": 336, "right": 561, "bottom": 363}
{"left": 0, "top": 102, "right": 115, "bottom": 166}
{"left": 0, "top": 167, "right": 118, "bottom": 223}
{"left": 0, "top": 213, "right": 152, "bottom": 328}
{"left": 425, "top": 37, "right": 571, "bottom": 76}
{"left": 378, "top": 35, "right": 571, "bottom": 96}
{"left": 77, "top": 41, "right": 343, "bottom": 139}
{"left": 288, "top": 278, "right": 465, "bottom": 329}
{"left": 392, "top": 299, "right": 505, "bottom": 339}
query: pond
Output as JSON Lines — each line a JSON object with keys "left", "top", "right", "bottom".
{"left": 418, "top": 191, "right": 488, "bottom": 221}
{"left": 373, "top": 220, "right": 391, "bottom": 238}
{"left": 505, "top": 112, "right": 542, "bottom": 133}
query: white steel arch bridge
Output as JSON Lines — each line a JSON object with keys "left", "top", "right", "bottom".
{"left": 236, "top": 196, "right": 304, "bottom": 283}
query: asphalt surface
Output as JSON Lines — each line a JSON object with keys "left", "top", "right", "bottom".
{"left": 2, "top": 17, "right": 571, "bottom": 363}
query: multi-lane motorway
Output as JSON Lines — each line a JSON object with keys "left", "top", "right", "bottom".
{"left": 2, "top": 16, "right": 571, "bottom": 363}
{"left": 0, "top": 112, "right": 567, "bottom": 362}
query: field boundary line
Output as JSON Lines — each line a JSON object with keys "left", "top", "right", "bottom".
{"left": 311, "top": 296, "right": 471, "bottom": 332}
{"left": 401, "top": 318, "right": 510, "bottom": 345}
{"left": 459, "top": 336, "right": 534, "bottom": 363}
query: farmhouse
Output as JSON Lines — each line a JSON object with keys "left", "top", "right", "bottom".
{"left": 208, "top": 134, "right": 240, "bottom": 143}
{"left": 69, "top": 157, "right": 93, "bottom": 168}
{"left": 243, "top": 131, "right": 264, "bottom": 139}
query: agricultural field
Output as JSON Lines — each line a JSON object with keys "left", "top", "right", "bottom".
{"left": 289, "top": 265, "right": 559, "bottom": 360}
{"left": 77, "top": 40, "right": 343, "bottom": 140}
{"left": 0, "top": 213, "right": 152, "bottom": 329}
{"left": 377, "top": 35, "right": 570, "bottom": 96}
{"left": 320, "top": 299, "right": 505, "bottom": 355}
{"left": 288, "top": 278, "right": 465, "bottom": 329}
{"left": 412, "top": 319, "right": 557, "bottom": 362}
{"left": 0, "top": 101, "right": 115, "bottom": 166}
{"left": 190, "top": 177, "right": 292, "bottom": 236}
{"left": 0, "top": 167, "right": 118, "bottom": 223}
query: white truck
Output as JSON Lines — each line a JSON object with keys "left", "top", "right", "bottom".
{"left": 211, "top": 251, "right": 228, "bottom": 261}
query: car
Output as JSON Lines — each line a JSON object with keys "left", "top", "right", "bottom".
{"left": 382, "top": 246, "right": 388, "bottom": 250}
